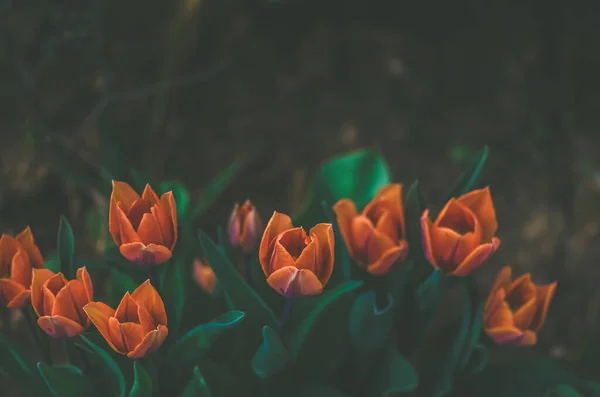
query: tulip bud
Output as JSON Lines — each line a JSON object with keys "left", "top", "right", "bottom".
{"left": 228, "top": 200, "right": 263, "bottom": 254}
{"left": 192, "top": 258, "right": 217, "bottom": 294}
{"left": 484, "top": 266, "right": 557, "bottom": 346}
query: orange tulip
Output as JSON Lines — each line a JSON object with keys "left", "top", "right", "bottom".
{"left": 484, "top": 266, "right": 557, "bottom": 346}
{"left": 84, "top": 280, "right": 168, "bottom": 359}
{"left": 259, "top": 212, "right": 334, "bottom": 298}
{"left": 193, "top": 258, "right": 217, "bottom": 294}
{"left": 0, "top": 227, "right": 44, "bottom": 308}
{"left": 31, "top": 267, "right": 93, "bottom": 338}
{"left": 333, "top": 184, "right": 409, "bottom": 275}
{"left": 228, "top": 200, "right": 263, "bottom": 254}
{"left": 421, "top": 187, "right": 501, "bottom": 276}
{"left": 109, "top": 181, "right": 178, "bottom": 266}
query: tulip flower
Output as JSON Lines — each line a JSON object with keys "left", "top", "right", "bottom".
{"left": 0, "top": 227, "right": 44, "bottom": 308}
{"left": 259, "top": 212, "right": 334, "bottom": 298}
{"left": 421, "top": 187, "right": 501, "bottom": 276}
{"left": 228, "top": 200, "right": 263, "bottom": 254}
{"left": 84, "top": 280, "right": 168, "bottom": 359}
{"left": 333, "top": 184, "right": 409, "bottom": 275}
{"left": 31, "top": 267, "right": 93, "bottom": 339}
{"left": 484, "top": 266, "right": 557, "bottom": 346}
{"left": 193, "top": 258, "right": 217, "bottom": 294}
{"left": 109, "top": 181, "right": 178, "bottom": 266}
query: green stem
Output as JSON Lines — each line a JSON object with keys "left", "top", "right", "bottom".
{"left": 279, "top": 298, "right": 294, "bottom": 333}
{"left": 76, "top": 336, "right": 90, "bottom": 372}
{"left": 61, "top": 339, "right": 71, "bottom": 365}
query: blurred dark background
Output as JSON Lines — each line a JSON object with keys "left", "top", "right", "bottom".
{"left": 1, "top": 0, "right": 600, "bottom": 359}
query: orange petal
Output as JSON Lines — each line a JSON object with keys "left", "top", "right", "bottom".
{"left": 450, "top": 238, "right": 500, "bottom": 277}
{"left": 193, "top": 260, "right": 217, "bottom": 294}
{"left": 269, "top": 237, "right": 301, "bottom": 276}
{"left": 31, "top": 269, "right": 56, "bottom": 316}
{"left": 512, "top": 295, "right": 538, "bottom": 331}
{"left": 333, "top": 199, "right": 359, "bottom": 259}
{"left": 0, "top": 278, "right": 28, "bottom": 308}
{"left": 259, "top": 212, "right": 294, "bottom": 275}
{"left": 127, "top": 325, "right": 168, "bottom": 359}
{"left": 83, "top": 302, "right": 121, "bottom": 353}
{"left": 109, "top": 181, "right": 141, "bottom": 245}
{"left": 0, "top": 234, "right": 19, "bottom": 276}
{"left": 484, "top": 288, "right": 507, "bottom": 325}
{"left": 485, "top": 326, "right": 526, "bottom": 345}
{"left": 529, "top": 281, "right": 557, "bottom": 331}
{"left": 420, "top": 210, "right": 437, "bottom": 268}
{"left": 309, "top": 223, "right": 335, "bottom": 286}
{"left": 485, "top": 298, "right": 514, "bottom": 329}
{"left": 108, "top": 317, "right": 128, "bottom": 354}
{"left": 366, "top": 240, "right": 409, "bottom": 276}
{"left": 228, "top": 203, "right": 241, "bottom": 247}
{"left": 363, "top": 184, "right": 406, "bottom": 238}
{"left": 365, "top": 229, "right": 398, "bottom": 270}
{"left": 15, "top": 227, "right": 44, "bottom": 269}
{"left": 137, "top": 213, "right": 165, "bottom": 246}
{"left": 7, "top": 289, "right": 30, "bottom": 309}
{"left": 119, "top": 322, "right": 146, "bottom": 354}
{"left": 52, "top": 280, "right": 88, "bottom": 327}
{"left": 119, "top": 243, "right": 172, "bottom": 266}
{"left": 159, "top": 192, "right": 178, "bottom": 249}
{"left": 10, "top": 249, "right": 33, "bottom": 289}
{"left": 131, "top": 280, "right": 167, "bottom": 326}
{"left": 485, "top": 266, "right": 512, "bottom": 314}
{"left": 240, "top": 204, "right": 262, "bottom": 253}
{"left": 117, "top": 207, "right": 142, "bottom": 245}
{"left": 38, "top": 315, "right": 84, "bottom": 339}
{"left": 514, "top": 330, "right": 537, "bottom": 346}
{"left": 76, "top": 267, "right": 94, "bottom": 302}
{"left": 114, "top": 293, "right": 139, "bottom": 323}
{"left": 267, "top": 266, "right": 324, "bottom": 298}
{"left": 350, "top": 216, "right": 376, "bottom": 263}
{"left": 457, "top": 187, "right": 498, "bottom": 242}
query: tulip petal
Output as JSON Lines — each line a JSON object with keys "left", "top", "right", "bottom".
{"left": 38, "top": 315, "right": 84, "bottom": 339}
{"left": 31, "top": 269, "right": 56, "bottom": 316}
{"left": 485, "top": 266, "right": 512, "bottom": 312}
{"left": 269, "top": 228, "right": 307, "bottom": 273}
{"left": 267, "top": 266, "right": 324, "bottom": 298}
{"left": 350, "top": 216, "right": 376, "bottom": 264}
{"left": 15, "top": 227, "right": 44, "bottom": 269}
{"left": 193, "top": 260, "right": 217, "bottom": 294}
{"left": 486, "top": 299, "right": 514, "bottom": 329}
{"left": 529, "top": 281, "right": 557, "bottom": 331}
{"left": 114, "top": 293, "right": 139, "bottom": 323}
{"left": 333, "top": 199, "right": 360, "bottom": 259}
{"left": 84, "top": 302, "right": 122, "bottom": 354}
{"left": 76, "top": 267, "right": 94, "bottom": 302}
{"left": 119, "top": 322, "right": 146, "bottom": 354}
{"left": 366, "top": 240, "right": 409, "bottom": 276}
{"left": 485, "top": 326, "right": 525, "bottom": 345}
{"left": 0, "top": 278, "right": 28, "bottom": 308}
{"left": 7, "top": 290, "right": 30, "bottom": 309}
{"left": 505, "top": 273, "right": 536, "bottom": 306}
{"left": 374, "top": 212, "right": 400, "bottom": 243}
{"left": 259, "top": 212, "right": 294, "bottom": 274}
{"left": 514, "top": 330, "right": 537, "bottom": 346}
{"left": 10, "top": 249, "right": 33, "bottom": 289}
{"left": 512, "top": 295, "right": 538, "bottom": 331}
{"left": 309, "top": 223, "right": 335, "bottom": 286}
{"left": 127, "top": 325, "right": 168, "bottom": 359}
{"left": 108, "top": 317, "right": 128, "bottom": 354}
{"left": 228, "top": 203, "right": 241, "bottom": 247}
{"left": 363, "top": 184, "right": 406, "bottom": 238}
{"left": 110, "top": 181, "right": 141, "bottom": 244}
{"left": 420, "top": 210, "right": 437, "bottom": 268}
{"left": 160, "top": 192, "right": 178, "bottom": 249}
{"left": 117, "top": 207, "right": 142, "bottom": 245}
{"left": 137, "top": 213, "right": 165, "bottom": 246}
{"left": 119, "top": 243, "right": 172, "bottom": 266}
{"left": 52, "top": 280, "right": 88, "bottom": 326}
{"left": 451, "top": 237, "right": 500, "bottom": 276}
{"left": 131, "top": 280, "right": 167, "bottom": 326}
{"left": 0, "top": 234, "right": 19, "bottom": 277}
{"left": 457, "top": 187, "right": 498, "bottom": 242}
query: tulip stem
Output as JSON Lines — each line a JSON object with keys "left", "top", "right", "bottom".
{"left": 279, "top": 298, "right": 294, "bottom": 332}
{"left": 20, "top": 307, "right": 51, "bottom": 364}
{"left": 76, "top": 336, "right": 90, "bottom": 372}
{"left": 149, "top": 267, "right": 160, "bottom": 294}
{"left": 61, "top": 339, "right": 72, "bottom": 365}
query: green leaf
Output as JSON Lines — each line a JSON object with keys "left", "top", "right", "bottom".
{"left": 462, "top": 343, "right": 488, "bottom": 375}
{"left": 262, "top": 382, "right": 352, "bottom": 397}
{"left": 458, "top": 280, "right": 485, "bottom": 372}
{"left": 251, "top": 326, "right": 290, "bottom": 378}
{"left": 444, "top": 145, "right": 489, "bottom": 203}
{"left": 161, "top": 260, "right": 186, "bottom": 335}
{"left": 180, "top": 367, "right": 213, "bottom": 397}
{"left": 349, "top": 291, "right": 395, "bottom": 353}
{"left": 0, "top": 333, "right": 49, "bottom": 396}
{"left": 80, "top": 335, "right": 127, "bottom": 397}
{"left": 42, "top": 255, "right": 60, "bottom": 274}
{"left": 167, "top": 310, "right": 245, "bottom": 364}
{"left": 293, "top": 149, "right": 391, "bottom": 226}
{"left": 370, "top": 348, "right": 419, "bottom": 395}
{"left": 37, "top": 363, "right": 89, "bottom": 397}
{"left": 544, "top": 384, "right": 583, "bottom": 397}
{"left": 159, "top": 181, "right": 190, "bottom": 216}
{"left": 198, "top": 231, "right": 279, "bottom": 329}
{"left": 129, "top": 360, "right": 153, "bottom": 397}
{"left": 320, "top": 200, "right": 352, "bottom": 285}
{"left": 416, "top": 268, "right": 445, "bottom": 311}
{"left": 287, "top": 281, "right": 363, "bottom": 381}
{"left": 190, "top": 160, "right": 242, "bottom": 220}
{"left": 57, "top": 215, "right": 75, "bottom": 279}
{"left": 460, "top": 359, "right": 594, "bottom": 397}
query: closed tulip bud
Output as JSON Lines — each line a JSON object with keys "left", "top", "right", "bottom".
{"left": 259, "top": 212, "right": 334, "bottom": 298}
{"left": 84, "top": 280, "right": 168, "bottom": 359}
{"left": 421, "top": 187, "right": 501, "bottom": 276}
{"left": 193, "top": 258, "right": 217, "bottom": 294}
{"left": 31, "top": 267, "right": 93, "bottom": 339}
{"left": 0, "top": 227, "right": 44, "bottom": 308}
{"left": 228, "top": 200, "right": 263, "bottom": 254}
{"left": 109, "top": 181, "right": 178, "bottom": 267}
{"left": 333, "top": 184, "right": 409, "bottom": 275}
{"left": 484, "top": 266, "right": 557, "bottom": 346}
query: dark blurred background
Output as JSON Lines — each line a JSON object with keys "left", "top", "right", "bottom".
{"left": 1, "top": 0, "right": 599, "bottom": 359}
